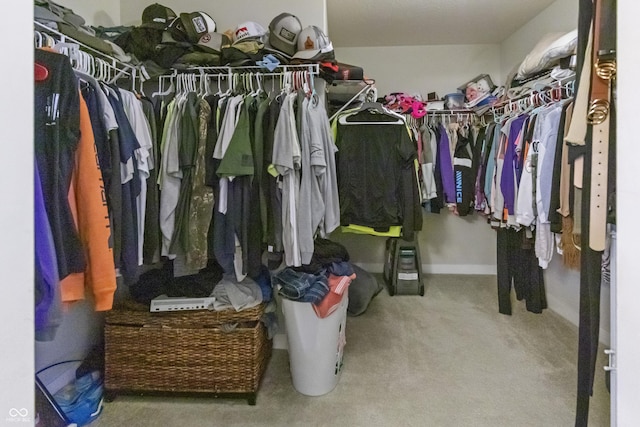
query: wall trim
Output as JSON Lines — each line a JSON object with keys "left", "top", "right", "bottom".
{"left": 274, "top": 270, "right": 609, "bottom": 348}
{"left": 545, "top": 294, "right": 610, "bottom": 346}
{"left": 354, "top": 263, "right": 497, "bottom": 275}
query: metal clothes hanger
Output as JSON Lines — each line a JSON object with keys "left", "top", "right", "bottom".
{"left": 338, "top": 101, "right": 404, "bottom": 125}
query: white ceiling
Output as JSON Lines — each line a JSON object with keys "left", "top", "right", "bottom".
{"left": 327, "top": 0, "right": 557, "bottom": 47}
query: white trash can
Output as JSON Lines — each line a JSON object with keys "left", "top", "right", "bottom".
{"left": 281, "top": 295, "right": 348, "bottom": 396}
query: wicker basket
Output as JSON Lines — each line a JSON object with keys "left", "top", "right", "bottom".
{"left": 104, "top": 302, "right": 271, "bottom": 405}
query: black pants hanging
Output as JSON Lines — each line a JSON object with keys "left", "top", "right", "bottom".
{"left": 496, "top": 228, "right": 546, "bottom": 315}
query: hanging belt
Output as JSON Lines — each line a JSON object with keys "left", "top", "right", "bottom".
{"left": 586, "top": 0, "right": 616, "bottom": 125}
{"left": 587, "top": 0, "right": 616, "bottom": 251}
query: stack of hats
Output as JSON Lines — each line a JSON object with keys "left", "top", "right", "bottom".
{"left": 220, "top": 21, "right": 268, "bottom": 66}
{"left": 110, "top": 4, "right": 335, "bottom": 70}
{"left": 112, "top": 3, "right": 228, "bottom": 69}
{"left": 265, "top": 13, "right": 335, "bottom": 63}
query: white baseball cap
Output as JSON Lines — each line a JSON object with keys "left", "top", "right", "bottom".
{"left": 233, "top": 21, "right": 266, "bottom": 43}
{"left": 268, "top": 13, "right": 302, "bottom": 57}
{"left": 292, "top": 25, "right": 334, "bottom": 60}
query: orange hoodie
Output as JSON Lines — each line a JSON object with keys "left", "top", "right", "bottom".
{"left": 60, "top": 90, "right": 117, "bottom": 311}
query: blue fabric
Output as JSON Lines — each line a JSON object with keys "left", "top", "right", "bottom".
{"left": 274, "top": 268, "right": 329, "bottom": 303}
{"left": 297, "top": 274, "right": 329, "bottom": 304}
{"left": 253, "top": 265, "right": 273, "bottom": 302}
{"left": 257, "top": 54, "right": 280, "bottom": 72}
{"left": 211, "top": 167, "right": 239, "bottom": 275}
{"left": 328, "top": 261, "right": 354, "bottom": 277}
{"left": 34, "top": 160, "right": 60, "bottom": 337}
{"left": 106, "top": 89, "right": 140, "bottom": 283}
{"left": 54, "top": 371, "right": 104, "bottom": 426}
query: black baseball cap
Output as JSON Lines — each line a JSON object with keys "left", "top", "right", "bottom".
{"left": 141, "top": 3, "right": 177, "bottom": 29}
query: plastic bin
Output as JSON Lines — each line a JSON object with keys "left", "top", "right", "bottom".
{"left": 281, "top": 295, "right": 348, "bottom": 396}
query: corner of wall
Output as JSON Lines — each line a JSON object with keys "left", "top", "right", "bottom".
{"left": 498, "top": 0, "right": 578, "bottom": 83}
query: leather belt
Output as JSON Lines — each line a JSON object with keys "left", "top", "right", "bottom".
{"left": 589, "top": 115, "right": 609, "bottom": 251}
{"left": 564, "top": 24, "right": 592, "bottom": 146}
{"left": 587, "top": 0, "right": 615, "bottom": 251}
{"left": 587, "top": 0, "right": 616, "bottom": 125}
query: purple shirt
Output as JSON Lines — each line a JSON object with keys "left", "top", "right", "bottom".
{"left": 438, "top": 124, "right": 456, "bottom": 204}
{"left": 500, "top": 115, "right": 528, "bottom": 214}
{"left": 35, "top": 161, "right": 60, "bottom": 334}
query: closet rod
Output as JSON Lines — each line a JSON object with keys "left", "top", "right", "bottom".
{"left": 490, "top": 77, "right": 575, "bottom": 121}
{"left": 425, "top": 109, "right": 476, "bottom": 115}
{"left": 174, "top": 63, "right": 319, "bottom": 76}
{"left": 493, "top": 75, "right": 575, "bottom": 108}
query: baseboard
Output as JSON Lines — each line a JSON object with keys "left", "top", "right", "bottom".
{"left": 274, "top": 266, "right": 609, "bottom": 348}
{"left": 354, "top": 262, "right": 497, "bottom": 275}
{"left": 545, "top": 294, "right": 611, "bottom": 346}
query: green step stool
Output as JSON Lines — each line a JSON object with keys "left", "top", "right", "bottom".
{"left": 383, "top": 236, "right": 424, "bottom": 296}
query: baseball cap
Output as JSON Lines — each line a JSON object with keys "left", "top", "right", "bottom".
{"left": 180, "top": 12, "right": 217, "bottom": 44}
{"left": 233, "top": 21, "right": 267, "bottom": 43}
{"left": 197, "top": 32, "right": 231, "bottom": 54}
{"left": 165, "top": 16, "right": 190, "bottom": 43}
{"left": 141, "top": 3, "right": 177, "bottom": 29}
{"left": 268, "top": 13, "right": 302, "bottom": 57}
{"left": 292, "top": 25, "right": 334, "bottom": 60}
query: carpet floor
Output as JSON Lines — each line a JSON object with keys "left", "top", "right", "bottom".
{"left": 92, "top": 274, "right": 610, "bottom": 426}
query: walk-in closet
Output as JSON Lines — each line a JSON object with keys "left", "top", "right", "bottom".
{"left": 2, "top": 0, "right": 639, "bottom": 426}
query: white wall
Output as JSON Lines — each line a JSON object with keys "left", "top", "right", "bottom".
{"left": 119, "top": 0, "right": 327, "bottom": 35}
{"left": 616, "top": 0, "right": 640, "bottom": 422}
{"left": 499, "top": 0, "right": 578, "bottom": 81}
{"left": 336, "top": 44, "right": 502, "bottom": 99}
{"left": 1, "top": 1, "right": 33, "bottom": 421}
{"left": 58, "top": 0, "right": 121, "bottom": 27}
{"left": 332, "top": 44, "right": 501, "bottom": 275}
{"left": 35, "top": 304, "right": 105, "bottom": 393}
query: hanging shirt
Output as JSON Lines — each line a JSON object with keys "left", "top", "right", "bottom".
{"left": 272, "top": 92, "right": 302, "bottom": 267}
{"left": 185, "top": 99, "right": 215, "bottom": 270}
{"left": 420, "top": 125, "right": 438, "bottom": 200}
{"left": 34, "top": 160, "right": 62, "bottom": 341}
{"left": 34, "top": 49, "right": 85, "bottom": 280}
{"left": 335, "top": 108, "right": 421, "bottom": 239}
{"left": 438, "top": 123, "right": 456, "bottom": 205}
{"left": 158, "top": 97, "right": 182, "bottom": 259}
{"left": 213, "top": 94, "right": 244, "bottom": 214}
{"left": 253, "top": 93, "right": 272, "bottom": 242}
{"left": 483, "top": 123, "right": 501, "bottom": 215}
{"left": 500, "top": 115, "right": 528, "bottom": 217}
{"left": 105, "top": 87, "right": 140, "bottom": 283}
{"left": 60, "top": 91, "right": 117, "bottom": 310}
{"left": 535, "top": 104, "right": 563, "bottom": 269}
{"left": 453, "top": 126, "right": 475, "bottom": 216}
{"left": 170, "top": 92, "right": 201, "bottom": 258}
{"left": 119, "top": 88, "right": 153, "bottom": 266}
{"left": 311, "top": 97, "right": 341, "bottom": 238}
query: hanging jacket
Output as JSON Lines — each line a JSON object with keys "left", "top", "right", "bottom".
{"left": 59, "top": 92, "right": 117, "bottom": 311}
{"left": 453, "top": 127, "right": 475, "bottom": 216}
